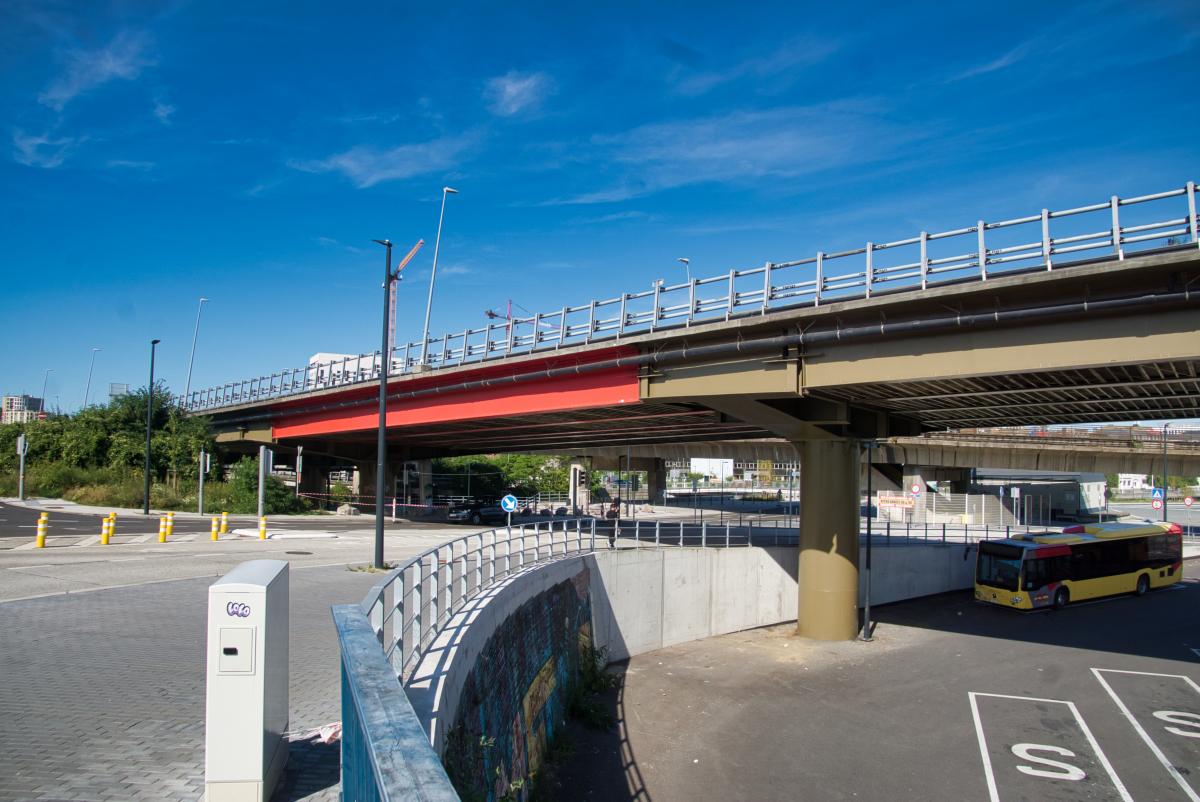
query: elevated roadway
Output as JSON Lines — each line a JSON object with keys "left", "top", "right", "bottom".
{"left": 191, "top": 190, "right": 1200, "bottom": 640}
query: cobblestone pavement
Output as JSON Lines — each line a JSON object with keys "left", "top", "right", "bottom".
{"left": 0, "top": 564, "right": 382, "bottom": 802}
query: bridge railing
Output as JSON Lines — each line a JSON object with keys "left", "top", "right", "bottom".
{"left": 185, "top": 182, "right": 1199, "bottom": 412}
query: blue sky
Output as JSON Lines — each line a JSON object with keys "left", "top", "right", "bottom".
{"left": 2, "top": 0, "right": 1198, "bottom": 416}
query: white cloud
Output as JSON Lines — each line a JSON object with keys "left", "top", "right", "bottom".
{"left": 569, "top": 210, "right": 648, "bottom": 224}
{"left": 290, "top": 131, "right": 482, "bottom": 188}
{"left": 12, "top": 130, "right": 79, "bottom": 168}
{"left": 484, "top": 71, "right": 556, "bottom": 116}
{"left": 153, "top": 101, "right": 175, "bottom": 124}
{"left": 106, "top": 160, "right": 154, "bottom": 170}
{"left": 38, "top": 30, "right": 155, "bottom": 112}
{"left": 672, "top": 37, "right": 840, "bottom": 96}
{"left": 545, "top": 103, "right": 925, "bottom": 204}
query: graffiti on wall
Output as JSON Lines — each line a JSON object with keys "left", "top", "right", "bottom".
{"left": 444, "top": 567, "right": 592, "bottom": 801}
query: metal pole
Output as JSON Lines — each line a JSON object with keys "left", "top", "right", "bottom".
{"left": 184, "top": 298, "right": 209, "bottom": 402}
{"left": 198, "top": 448, "right": 205, "bottom": 514}
{"left": 375, "top": 240, "right": 393, "bottom": 570}
{"left": 17, "top": 436, "right": 26, "bottom": 501}
{"left": 863, "top": 444, "right": 873, "bottom": 642}
{"left": 258, "top": 444, "right": 266, "bottom": 519}
{"left": 142, "top": 341, "right": 159, "bottom": 515}
{"left": 420, "top": 188, "right": 457, "bottom": 365}
{"left": 40, "top": 369, "right": 52, "bottom": 417}
{"left": 83, "top": 349, "right": 100, "bottom": 409}
{"left": 1163, "top": 424, "right": 1169, "bottom": 522}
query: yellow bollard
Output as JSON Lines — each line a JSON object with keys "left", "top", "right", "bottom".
{"left": 210, "top": 517, "right": 219, "bottom": 541}
{"left": 158, "top": 517, "right": 167, "bottom": 543}
{"left": 258, "top": 516, "right": 267, "bottom": 540}
{"left": 166, "top": 511, "right": 175, "bottom": 538}
{"left": 35, "top": 517, "right": 47, "bottom": 548}
{"left": 101, "top": 518, "right": 110, "bottom": 545}
{"left": 220, "top": 512, "right": 228, "bottom": 534}
{"left": 108, "top": 513, "right": 116, "bottom": 540}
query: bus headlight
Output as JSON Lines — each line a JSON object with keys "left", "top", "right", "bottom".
{"left": 1011, "top": 597, "right": 1022, "bottom": 605}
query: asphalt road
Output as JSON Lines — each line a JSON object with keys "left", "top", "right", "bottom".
{"left": 551, "top": 560, "right": 1200, "bottom": 802}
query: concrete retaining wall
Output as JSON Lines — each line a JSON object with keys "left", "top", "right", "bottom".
{"left": 406, "top": 542, "right": 975, "bottom": 794}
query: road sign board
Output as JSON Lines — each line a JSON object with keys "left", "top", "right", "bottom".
{"left": 1151, "top": 488, "right": 1164, "bottom": 500}
{"left": 878, "top": 496, "right": 915, "bottom": 509}
{"left": 910, "top": 483, "right": 922, "bottom": 495}
{"left": 15, "top": 434, "right": 25, "bottom": 455}
{"left": 500, "top": 494, "right": 518, "bottom": 513}
{"left": 1151, "top": 499, "right": 1163, "bottom": 510}
{"left": 1185, "top": 496, "right": 1194, "bottom": 507}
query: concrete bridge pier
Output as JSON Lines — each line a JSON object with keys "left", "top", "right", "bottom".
{"left": 795, "top": 439, "right": 861, "bottom": 642}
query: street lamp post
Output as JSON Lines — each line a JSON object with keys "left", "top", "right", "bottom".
{"left": 40, "top": 369, "right": 52, "bottom": 417}
{"left": 419, "top": 187, "right": 458, "bottom": 366}
{"left": 83, "top": 349, "right": 100, "bottom": 409}
{"left": 677, "top": 257, "right": 691, "bottom": 283}
{"left": 1163, "top": 423, "right": 1171, "bottom": 522}
{"left": 370, "top": 238, "right": 425, "bottom": 569}
{"left": 143, "top": 340, "right": 161, "bottom": 515}
{"left": 184, "top": 298, "right": 210, "bottom": 404}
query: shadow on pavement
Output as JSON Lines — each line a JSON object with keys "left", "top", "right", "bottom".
{"left": 270, "top": 739, "right": 340, "bottom": 802}
{"left": 868, "top": 571, "right": 1200, "bottom": 664}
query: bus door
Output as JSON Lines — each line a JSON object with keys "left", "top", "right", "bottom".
{"left": 1020, "top": 546, "right": 1071, "bottom": 607}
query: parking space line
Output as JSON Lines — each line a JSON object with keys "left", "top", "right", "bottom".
{"left": 969, "top": 692, "right": 1133, "bottom": 802}
{"left": 1091, "top": 668, "right": 1200, "bottom": 802}
{"left": 72, "top": 536, "right": 101, "bottom": 547}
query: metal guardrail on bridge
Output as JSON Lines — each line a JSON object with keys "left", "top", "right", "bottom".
{"left": 188, "top": 182, "right": 1199, "bottom": 412}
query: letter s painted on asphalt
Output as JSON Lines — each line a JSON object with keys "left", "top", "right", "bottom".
{"left": 1153, "top": 711, "right": 1200, "bottom": 738}
{"left": 1011, "top": 744, "right": 1086, "bottom": 781}
{"left": 226, "top": 602, "right": 251, "bottom": 618}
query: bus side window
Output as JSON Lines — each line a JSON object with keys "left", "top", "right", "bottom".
{"left": 1023, "top": 559, "right": 1046, "bottom": 590}
{"left": 1048, "top": 556, "right": 1070, "bottom": 584}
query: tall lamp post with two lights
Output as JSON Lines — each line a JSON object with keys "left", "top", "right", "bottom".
{"left": 370, "top": 238, "right": 424, "bottom": 569}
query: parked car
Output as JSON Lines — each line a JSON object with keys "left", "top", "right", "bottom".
{"left": 448, "top": 501, "right": 507, "bottom": 526}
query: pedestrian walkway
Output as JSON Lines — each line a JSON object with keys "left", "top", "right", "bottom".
{"left": 0, "top": 564, "right": 381, "bottom": 802}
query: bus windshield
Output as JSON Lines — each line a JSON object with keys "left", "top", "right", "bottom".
{"left": 977, "top": 543, "right": 1024, "bottom": 591}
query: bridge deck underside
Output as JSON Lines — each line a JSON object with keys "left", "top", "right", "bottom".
{"left": 287, "top": 401, "right": 774, "bottom": 454}
{"left": 811, "top": 359, "right": 1200, "bottom": 430}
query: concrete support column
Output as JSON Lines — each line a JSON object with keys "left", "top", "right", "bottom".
{"left": 647, "top": 458, "right": 666, "bottom": 507}
{"left": 796, "top": 439, "right": 860, "bottom": 641}
{"left": 418, "top": 459, "right": 433, "bottom": 505}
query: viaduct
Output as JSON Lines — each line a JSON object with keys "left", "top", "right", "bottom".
{"left": 188, "top": 184, "right": 1200, "bottom": 641}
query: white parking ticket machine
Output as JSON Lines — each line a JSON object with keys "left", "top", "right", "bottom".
{"left": 205, "top": 560, "right": 289, "bottom": 802}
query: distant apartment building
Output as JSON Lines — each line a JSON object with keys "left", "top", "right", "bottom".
{"left": 2, "top": 395, "right": 43, "bottom": 424}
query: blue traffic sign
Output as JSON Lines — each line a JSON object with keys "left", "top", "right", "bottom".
{"left": 500, "top": 494, "right": 518, "bottom": 513}
{"left": 1151, "top": 488, "right": 1164, "bottom": 500}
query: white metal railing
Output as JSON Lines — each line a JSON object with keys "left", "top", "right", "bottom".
{"left": 187, "top": 182, "right": 1200, "bottom": 411}
{"left": 359, "top": 518, "right": 773, "bottom": 681}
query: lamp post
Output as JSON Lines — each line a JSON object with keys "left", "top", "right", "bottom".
{"left": 184, "top": 298, "right": 210, "bottom": 404}
{"left": 370, "top": 238, "right": 425, "bottom": 569}
{"left": 419, "top": 187, "right": 458, "bottom": 366}
{"left": 1163, "top": 423, "right": 1171, "bottom": 522}
{"left": 678, "top": 257, "right": 691, "bottom": 283}
{"left": 83, "top": 349, "right": 100, "bottom": 409}
{"left": 143, "top": 340, "right": 161, "bottom": 515}
{"left": 40, "top": 369, "right": 52, "bottom": 417}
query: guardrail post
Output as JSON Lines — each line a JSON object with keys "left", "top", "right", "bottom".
{"left": 702, "top": 520, "right": 707, "bottom": 547}
{"left": 396, "top": 573, "right": 405, "bottom": 672}
{"left": 1189, "top": 181, "right": 1198, "bottom": 247}
{"left": 864, "top": 245, "right": 873, "bottom": 298}
{"left": 919, "top": 231, "right": 929, "bottom": 289}
{"left": 618, "top": 294, "right": 628, "bottom": 336}
{"left": 726, "top": 269, "right": 736, "bottom": 319}
{"left": 655, "top": 520, "right": 660, "bottom": 549}
{"left": 815, "top": 252, "right": 824, "bottom": 306}
{"left": 688, "top": 278, "right": 697, "bottom": 323}
{"left": 430, "top": 550, "right": 439, "bottom": 631}
{"left": 413, "top": 559, "right": 423, "bottom": 657}
{"left": 1041, "top": 209, "right": 1053, "bottom": 270}
{"left": 886, "top": 520, "right": 890, "bottom": 547}
{"left": 762, "top": 262, "right": 772, "bottom": 312}
{"left": 726, "top": 522, "right": 731, "bottom": 548}
{"left": 520, "top": 525, "right": 526, "bottom": 568}
{"left": 634, "top": 520, "right": 640, "bottom": 547}
{"left": 1111, "top": 196, "right": 1124, "bottom": 259}
{"left": 680, "top": 520, "right": 685, "bottom": 547}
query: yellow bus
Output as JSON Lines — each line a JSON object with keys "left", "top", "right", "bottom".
{"left": 975, "top": 521, "right": 1183, "bottom": 611}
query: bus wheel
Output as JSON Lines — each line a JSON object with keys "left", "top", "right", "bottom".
{"left": 1135, "top": 574, "right": 1149, "bottom": 596}
{"left": 1053, "top": 588, "right": 1070, "bottom": 610}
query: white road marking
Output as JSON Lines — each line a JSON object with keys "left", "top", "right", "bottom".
{"left": 969, "top": 691, "right": 1132, "bottom": 802}
{"left": 1192, "top": 648, "right": 1200, "bottom": 660}
{"left": 1091, "top": 668, "right": 1200, "bottom": 802}
{"left": 72, "top": 536, "right": 101, "bottom": 547}
{"left": 128, "top": 534, "right": 154, "bottom": 544}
